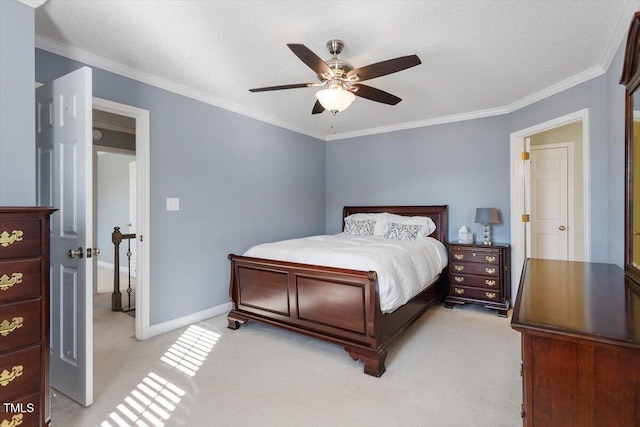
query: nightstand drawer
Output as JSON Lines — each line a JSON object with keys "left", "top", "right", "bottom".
{"left": 0, "top": 219, "right": 41, "bottom": 259}
{"left": 450, "top": 250, "right": 501, "bottom": 264}
{"left": 450, "top": 286, "right": 501, "bottom": 302}
{"left": 451, "top": 274, "right": 499, "bottom": 289}
{"left": 0, "top": 391, "right": 41, "bottom": 427}
{"left": 0, "top": 299, "right": 41, "bottom": 352}
{"left": 450, "top": 263, "right": 500, "bottom": 276}
{"left": 0, "top": 259, "right": 41, "bottom": 304}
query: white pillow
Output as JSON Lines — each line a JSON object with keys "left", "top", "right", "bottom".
{"left": 344, "top": 213, "right": 391, "bottom": 236}
{"left": 385, "top": 214, "right": 437, "bottom": 238}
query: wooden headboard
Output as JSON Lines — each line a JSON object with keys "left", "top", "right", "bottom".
{"left": 342, "top": 205, "right": 449, "bottom": 244}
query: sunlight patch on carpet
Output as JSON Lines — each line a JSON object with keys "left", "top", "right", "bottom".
{"left": 160, "top": 325, "right": 220, "bottom": 376}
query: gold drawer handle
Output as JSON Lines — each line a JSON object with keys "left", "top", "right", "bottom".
{"left": 485, "top": 268, "right": 496, "bottom": 274}
{"left": 485, "top": 256, "right": 496, "bottom": 262}
{"left": 454, "top": 276, "right": 465, "bottom": 283}
{"left": 453, "top": 253, "right": 464, "bottom": 260}
{"left": 1, "top": 414, "right": 24, "bottom": 427}
{"left": 0, "top": 317, "right": 24, "bottom": 337}
{"left": 0, "top": 365, "right": 24, "bottom": 387}
{"left": 0, "top": 230, "right": 23, "bottom": 248}
{"left": 485, "top": 292, "right": 496, "bottom": 299}
{"left": 454, "top": 288, "right": 464, "bottom": 295}
{"left": 0, "top": 273, "right": 23, "bottom": 291}
{"left": 454, "top": 265, "right": 464, "bottom": 272}
{"left": 485, "top": 279, "right": 496, "bottom": 287}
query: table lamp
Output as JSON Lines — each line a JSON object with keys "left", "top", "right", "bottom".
{"left": 475, "top": 208, "right": 500, "bottom": 245}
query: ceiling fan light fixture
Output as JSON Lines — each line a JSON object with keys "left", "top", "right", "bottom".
{"left": 315, "top": 86, "right": 356, "bottom": 114}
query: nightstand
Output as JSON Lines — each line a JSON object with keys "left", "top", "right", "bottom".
{"left": 444, "top": 242, "right": 510, "bottom": 317}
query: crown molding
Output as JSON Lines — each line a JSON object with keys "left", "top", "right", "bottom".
{"left": 601, "top": 1, "right": 640, "bottom": 71}
{"left": 35, "top": 31, "right": 618, "bottom": 143}
{"left": 35, "top": 35, "right": 327, "bottom": 141}
{"left": 17, "top": 0, "right": 47, "bottom": 8}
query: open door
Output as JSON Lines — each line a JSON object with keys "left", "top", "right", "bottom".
{"left": 36, "top": 67, "right": 94, "bottom": 406}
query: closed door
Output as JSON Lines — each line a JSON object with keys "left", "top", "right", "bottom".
{"left": 530, "top": 145, "right": 569, "bottom": 260}
{"left": 36, "top": 67, "right": 94, "bottom": 406}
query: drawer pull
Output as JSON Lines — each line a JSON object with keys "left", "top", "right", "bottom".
{"left": 485, "top": 292, "right": 496, "bottom": 299}
{"left": 454, "top": 265, "right": 464, "bottom": 272}
{"left": 453, "top": 254, "right": 464, "bottom": 260}
{"left": 485, "top": 279, "right": 496, "bottom": 287}
{"left": 1, "top": 414, "right": 23, "bottom": 427}
{"left": 0, "top": 365, "right": 23, "bottom": 387}
{"left": 454, "top": 288, "right": 464, "bottom": 295}
{"left": 485, "top": 267, "right": 496, "bottom": 274}
{"left": 0, "top": 273, "right": 23, "bottom": 291}
{"left": 485, "top": 255, "right": 496, "bottom": 262}
{"left": 454, "top": 276, "right": 465, "bottom": 283}
{"left": 0, "top": 317, "right": 23, "bottom": 337}
{"left": 0, "top": 230, "right": 23, "bottom": 248}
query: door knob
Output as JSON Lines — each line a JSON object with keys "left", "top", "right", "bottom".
{"left": 559, "top": 225, "right": 566, "bottom": 231}
{"left": 67, "top": 247, "right": 84, "bottom": 258}
{"left": 86, "top": 247, "right": 100, "bottom": 258}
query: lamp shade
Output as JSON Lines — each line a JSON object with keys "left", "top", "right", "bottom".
{"left": 315, "top": 87, "right": 356, "bottom": 113}
{"left": 475, "top": 208, "right": 500, "bottom": 224}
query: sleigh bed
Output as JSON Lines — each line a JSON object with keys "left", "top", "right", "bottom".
{"left": 227, "top": 205, "right": 449, "bottom": 377}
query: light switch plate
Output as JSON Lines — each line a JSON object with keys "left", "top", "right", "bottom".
{"left": 166, "top": 197, "right": 180, "bottom": 211}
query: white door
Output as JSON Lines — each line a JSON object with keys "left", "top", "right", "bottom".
{"left": 36, "top": 67, "right": 94, "bottom": 406}
{"left": 530, "top": 145, "right": 569, "bottom": 260}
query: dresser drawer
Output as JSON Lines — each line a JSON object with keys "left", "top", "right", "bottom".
{"left": 0, "top": 259, "right": 41, "bottom": 304}
{"left": 0, "top": 391, "right": 41, "bottom": 427}
{"left": 451, "top": 274, "right": 500, "bottom": 289}
{"left": 449, "top": 248, "right": 501, "bottom": 264}
{"left": 0, "top": 299, "right": 41, "bottom": 352}
{"left": 0, "top": 219, "right": 41, "bottom": 259}
{"left": 0, "top": 345, "right": 40, "bottom": 402}
{"left": 450, "top": 285, "right": 501, "bottom": 302}
{"left": 450, "top": 263, "right": 500, "bottom": 277}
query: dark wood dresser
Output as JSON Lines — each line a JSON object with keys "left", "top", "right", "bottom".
{"left": 0, "top": 208, "right": 55, "bottom": 427}
{"left": 511, "top": 258, "right": 640, "bottom": 426}
{"left": 445, "top": 242, "right": 510, "bottom": 316}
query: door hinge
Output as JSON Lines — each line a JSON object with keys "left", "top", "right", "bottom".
{"left": 522, "top": 214, "right": 530, "bottom": 223}
{"left": 521, "top": 151, "right": 530, "bottom": 160}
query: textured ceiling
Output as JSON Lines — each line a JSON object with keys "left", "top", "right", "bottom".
{"left": 34, "top": 0, "right": 639, "bottom": 140}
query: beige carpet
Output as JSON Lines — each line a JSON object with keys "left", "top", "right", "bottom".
{"left": 51, "top": 301, "right": 522, "bottom": 427}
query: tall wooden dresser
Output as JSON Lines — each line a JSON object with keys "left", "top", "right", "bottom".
{"left": 0, "top": 208, "right": 55, "bottom": 427}
{"left": 511, "top": 259, "right": 640, "bottom": 426}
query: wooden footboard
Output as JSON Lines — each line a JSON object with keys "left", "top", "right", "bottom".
{"left": 227, "top": 254, "right": 446, "bottom": 376}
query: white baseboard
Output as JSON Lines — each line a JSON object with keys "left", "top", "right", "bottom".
{"left": 97, "top": 260, "right": 137, "bottom": 278}
{"left": 148, "top": 302, "right": 232, "bottom": 338}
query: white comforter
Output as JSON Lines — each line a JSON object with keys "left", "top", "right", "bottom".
{"left": 243, "top": 234, "right": 448, "bottom": 313}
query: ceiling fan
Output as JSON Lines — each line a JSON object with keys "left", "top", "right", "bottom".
{"left": 249, "top": 40, "right": 421, "bottom": 115}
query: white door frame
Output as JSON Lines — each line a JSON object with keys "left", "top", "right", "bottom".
{"left": 93, "top": 97, "right": 151, "bottom": 340}
{"left": 509, "top": 109, "right": 590, "bottom": 301}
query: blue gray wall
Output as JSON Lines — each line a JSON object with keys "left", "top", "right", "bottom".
{"left": 35, "top": 50, "right": 326, "bottom": 326}
{"left": 0, "top": 0, "right": 35, "bottom": 205}
{"left": 325, "top": 115, "right": 510, "bottom": 244}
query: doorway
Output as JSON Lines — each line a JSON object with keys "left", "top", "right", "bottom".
{"left": 509, "top": 109, "right": 591, "bottom": 299}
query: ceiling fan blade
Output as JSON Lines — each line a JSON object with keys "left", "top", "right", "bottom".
{"left": 312, "top": 100, "right": 325, "bottom": 114}
{"left": 347, "top": 55, "right": 421, "bottom": 82}
{"left": 287, "top": 43, "right": 333, "bottom": 77}
{"left": 249, "top": 83, "right": 315, "bottom": 92}
{"left": 351, "top": 84, "right": 402, "bottom": 105}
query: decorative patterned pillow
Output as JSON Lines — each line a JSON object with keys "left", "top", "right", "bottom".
{"left": 384, "top": 222, "right": 423, "bottom": 241}
{"left": 344, "top": 219, "right": 376, "bottom": 236}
